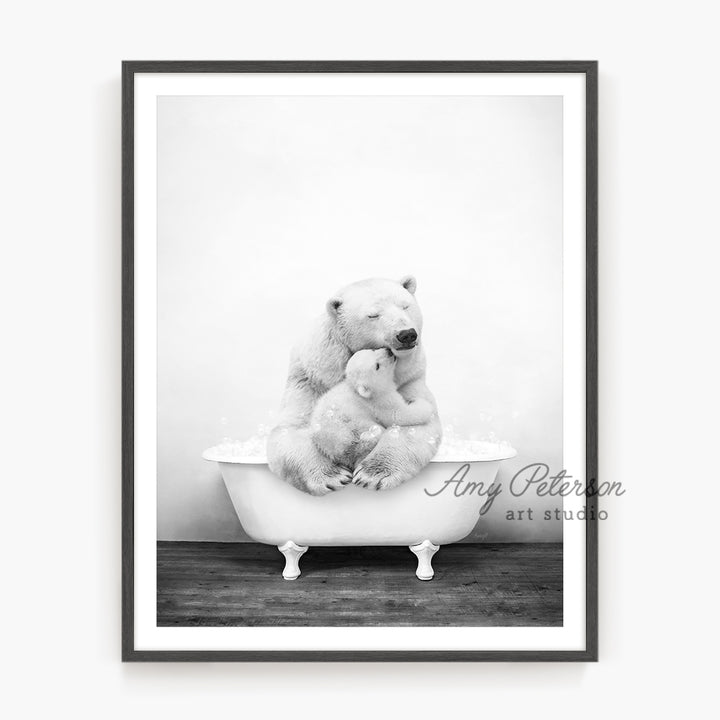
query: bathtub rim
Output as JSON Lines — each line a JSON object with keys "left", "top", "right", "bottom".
{"left": 201, "top": 447, "right": 518, "bottom": 464}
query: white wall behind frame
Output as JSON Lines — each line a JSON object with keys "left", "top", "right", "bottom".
{"left": 3, "top": 0, "right": 719, "bottom": 717}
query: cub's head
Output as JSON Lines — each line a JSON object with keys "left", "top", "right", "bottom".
{"left": 344, "top": 348, "right": 397, "bottom": 399}
{"left": 326, "top": 276, "right": 423, "bottom": 356}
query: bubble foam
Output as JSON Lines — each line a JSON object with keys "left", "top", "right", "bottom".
{"left": 203, "top": 423, "right": 516, "bottom": 464}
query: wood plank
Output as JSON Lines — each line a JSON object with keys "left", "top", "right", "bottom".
{"left": 157, "top": 542, "right": 562, "bottom": 627}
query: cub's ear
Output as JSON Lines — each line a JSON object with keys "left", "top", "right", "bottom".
{"left": 356, "top": 384, "right": 372, "bottom": 399}
{"left": 326, "top": 297, "right": 343, "bottom": 317}
{"left": 399, "top": 275, "right": 417, "bottom": 295}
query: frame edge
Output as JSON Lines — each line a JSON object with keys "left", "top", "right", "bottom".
{"left": 121, "top": 61, "right": 136, "bottom": 662}
{"left": 120, "top": 60, "right": 600, "bottom": 662}
{"left": 585, "top": 60, "right": 599, "bottom": 663}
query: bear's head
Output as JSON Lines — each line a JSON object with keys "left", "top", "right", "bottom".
{"left": 344, "top": 348, "right": 398, "bottom": 399}
{"left": 326, "top": 276, "right": 423, "bottom": 356}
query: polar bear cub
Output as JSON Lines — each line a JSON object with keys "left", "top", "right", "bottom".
{"left": 310, "top": 348, "right": 434, "bottom": 470}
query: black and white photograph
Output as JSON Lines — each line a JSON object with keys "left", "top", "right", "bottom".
{"left": 158, "top": 93, "right": 565, "bottom": 620}
{"left": 124, "top": 63, "right": 597, "bottom": 659}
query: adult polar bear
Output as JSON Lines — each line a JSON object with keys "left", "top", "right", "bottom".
{"left": 267, "top": 276, "right": 441, "bottom": 495}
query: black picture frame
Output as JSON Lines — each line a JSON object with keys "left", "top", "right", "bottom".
{"left": 122, "top": 60, "right": 598, "bottom": 662}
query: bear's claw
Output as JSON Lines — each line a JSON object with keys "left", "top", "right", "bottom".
{"left": 353, "top": 465, "right": 392, "bottom": 491}
{"left": 318, "top": 466, "right": 354, "bottom": 494}
{"left": 353, "top": 457, "right": 418, "bottom": 491}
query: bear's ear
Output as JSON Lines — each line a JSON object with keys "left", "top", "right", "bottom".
{"left": 399, "top": 275, "right": 417, "bottom": 295}
{"left": 326, "top": 297, "right": 343, "bottom": 317}
{"left": 356, "top": 383, "right": 372, "bottom": 399}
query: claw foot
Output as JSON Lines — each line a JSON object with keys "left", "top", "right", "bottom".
{"left": 278, "top": 541, "right": 308, "bottom": 580}
{"left": 409, "top": 540, "right": 439, "bottom": 580}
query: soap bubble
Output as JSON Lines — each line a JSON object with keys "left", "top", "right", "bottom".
{"left": 431, "top": 427, "right": 515, "bottom": 462}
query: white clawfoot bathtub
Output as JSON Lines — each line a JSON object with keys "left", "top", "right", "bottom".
{"left": 202, "top": 446, "right": 516, "bottom": 580}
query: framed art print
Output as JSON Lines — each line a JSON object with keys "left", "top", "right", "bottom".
{"left": 122, "top": 61, "right": 598, "bottom": 661}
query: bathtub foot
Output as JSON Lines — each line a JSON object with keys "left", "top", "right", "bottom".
{"left": 278, "top": 541, "right": 308, "bottom": 580}
{"left": 409, "top": 540, "right": 440, "bottom": 580}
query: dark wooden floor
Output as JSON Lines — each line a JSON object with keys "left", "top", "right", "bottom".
{"left": 157, "top": 542, "right": 562, "bottom": 627}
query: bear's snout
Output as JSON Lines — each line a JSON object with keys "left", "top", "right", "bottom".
{"left": 396, "top": 328, "right": 418, "bottom": 347}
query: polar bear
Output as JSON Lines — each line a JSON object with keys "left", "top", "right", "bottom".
{"left": 267, "top": 276, "right": 441, "bottom": 495}
{"left": 310, "top": 348, "right": 435, "bottom": 473}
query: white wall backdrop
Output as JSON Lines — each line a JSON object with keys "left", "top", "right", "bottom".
{"left": 4, "top": 0, "right": 719, "bottom": 717}
{"left": 157, "top": 95, "right": 563, "bottom": 541}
